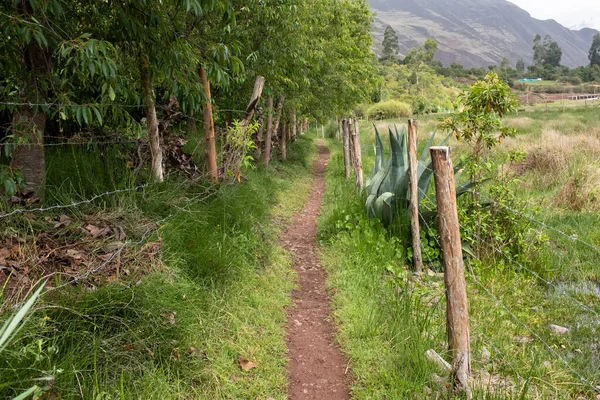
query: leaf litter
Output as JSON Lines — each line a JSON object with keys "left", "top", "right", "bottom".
{"left": 0, "top": 211, "right": 161, "bottom": 309}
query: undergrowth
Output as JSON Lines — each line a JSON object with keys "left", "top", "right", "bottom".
{"left": 0, "top": 135, "right": 316, "bottom": 399}
{"left": 319, "top": 118, "right": 600, "bottom": 399}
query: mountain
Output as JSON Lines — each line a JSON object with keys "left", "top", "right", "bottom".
{"left": 369, "top": 0, "right": 598, "bottom": 68}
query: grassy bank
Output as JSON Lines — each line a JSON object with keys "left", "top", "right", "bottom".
{"left": 1, "top": 136, "right": 316, "bottom": 399}
{"left": 319, "top": 107, "right": 600, "bottom": 399}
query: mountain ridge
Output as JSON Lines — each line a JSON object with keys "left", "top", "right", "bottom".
{"left": 369, "top": 0, "right": 598, "bottom": 68}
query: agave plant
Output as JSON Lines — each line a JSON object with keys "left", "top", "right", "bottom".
{"left": 365, "top": 124, "right": 474, "bottom": 226}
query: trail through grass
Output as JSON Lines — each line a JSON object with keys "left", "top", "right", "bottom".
{"left": 0, "top": 136, "right": 316, "bottom": 399}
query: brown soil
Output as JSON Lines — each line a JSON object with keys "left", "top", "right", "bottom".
{"left": 283, "top": 143, "right": 350, "bottom": 399}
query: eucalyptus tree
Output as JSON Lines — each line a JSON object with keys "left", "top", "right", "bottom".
{"left": 0, "top": 0, "right": 118, "bottom": 194}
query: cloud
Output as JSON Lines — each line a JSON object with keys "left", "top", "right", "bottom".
{"left": 508, "top": 0, "right": 600, "bottom": 30}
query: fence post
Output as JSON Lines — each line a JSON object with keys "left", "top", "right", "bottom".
{"left": 430, "top": 146, "right": 471, "bottom": 397}
{"left": 352, "top": 118, "right": 364, "bottom": 189}
{"left": 408, "top": 120, "right": 423, "bottom": 273}
{"left": 342, "top": 119, "right": 351, "bottom": 180}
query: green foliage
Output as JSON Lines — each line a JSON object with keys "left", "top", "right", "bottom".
{"left": 365, "top": 100, "right": 412, "bottom": 120}
{"left": 439, "top": 72, "right": 517, "bottom": 154}
{"left": 589, "top": 33, "right": 600, "bottom": 67}
{"left": 381, "top": 25, "right": 399, "bottom": 60}
{"left": 0, "top": 136, "right": 315, "bottom": 399}
{"left": 365, "top": 124, "right": 472, "bottom": 227}
{"left": 533, "top": 34, "right": 562, "bottom": 68}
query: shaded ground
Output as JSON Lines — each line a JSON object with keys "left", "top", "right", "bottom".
{"left": 284, "top": 143, "right": 350, "bottom": 400}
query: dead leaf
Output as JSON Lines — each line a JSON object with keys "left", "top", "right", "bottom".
{"left": 115, "top": 226, "right": 127, "bottom": 240}
{"left": 54, "top": 214, "right": 72, "bottom": 228}
{"left": 160, "top": 311, "right": 176, "bottom": 325}
{"left": 238, "top": 354, "right": 258, "bottom": 371}
{"left": 85, "top": 225, "right": 111, "bottom": 238}
{"left": 173, "top": 348, "right": 180, "bottom": 361}
{"left": 66, "top": 249, "right": 83, "bottom": 260}
{"left": 0, "top": 248, "right": 10, "bottom": 264}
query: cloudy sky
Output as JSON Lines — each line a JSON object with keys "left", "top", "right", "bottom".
{"left": 507, "top": 1, "right": 599, "bottom": 30}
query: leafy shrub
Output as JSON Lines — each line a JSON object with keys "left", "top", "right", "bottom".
{"left": 366, "top": 100, "right": 412, "bottom": 120}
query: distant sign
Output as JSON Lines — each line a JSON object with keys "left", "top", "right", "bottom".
{"left": 518, "top": 78, "right": 542, "bottom": 82}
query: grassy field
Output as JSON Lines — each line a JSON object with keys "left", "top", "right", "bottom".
{"left": 319, "top": 105, "right": 600, "bottom": 399}
{"left": 0, "top": 136, "right": 316, "bottom": 399}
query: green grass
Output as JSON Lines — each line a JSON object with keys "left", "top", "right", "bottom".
{"left": 319, "top": 110, "right": 600, "bottom": 399}
{"left": 0, "top": 135, "right": 316, "bottom": 399}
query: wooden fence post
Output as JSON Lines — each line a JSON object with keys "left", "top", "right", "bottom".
{"left": 264, "top": 96, "right": 274, "bottom": 167}
{"left": 281, "top": 122, "right": 287, "bottom": 161}
{"left": 342, "top": 119, "right": 351, "bottom": 180}
{"left": 408, "top": 120, "right": 423, "bottom": 273}
{"left": 352, "top": 118, "right": 364, "bottom": 189}
{"left": 430, "top": 146, "right": 471, "bottom": 398}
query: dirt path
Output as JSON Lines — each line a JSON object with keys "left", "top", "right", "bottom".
{"left": 283, "top": 143, "right": 350, "bottom": 400}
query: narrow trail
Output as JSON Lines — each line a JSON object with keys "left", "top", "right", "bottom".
{"left": 283, "top": 143, "right": 350, "bottom": 400}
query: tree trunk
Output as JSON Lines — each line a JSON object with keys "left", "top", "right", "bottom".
{"left": 352, "top": 118, "right": 364, "bottom": 189}
{"left": 292, "top": 109, "right": 297, "bottom": 142}
{"left": 342, "top": 119, "right": 351, "bottom": 180}
{"left": 10, "top": 3, "right": 51, "bottom": 195}
{"left": 337, "top": 117, "right": 341, "bottom": 141}
{"left": 241, "top": 76, "right": 266, "bottom": 127}
{"left": 254, "top": 107, "right": 264, "bottom": 161}
{"left": 264, "top": 96, "right": 274, "bottom": 167}
{"left": 140, "top": 55, "right": 163, "bottom": 182}
{"left": 199, "top": 65, "right": 218, "bottom": 183}
{"left": 272, "top": 96, "right": 285, "bottom": 140}
{"left": 281, "top": 123, "right": 287, "bottom": 161}
{"left": 11, "top": 109, "right": 46, "bottom": 193}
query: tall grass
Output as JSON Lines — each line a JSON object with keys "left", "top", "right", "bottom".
{"left": 0, "top": 136, "right": 316, "bottom": 399}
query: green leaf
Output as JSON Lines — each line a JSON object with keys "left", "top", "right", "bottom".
{"left": 108, "top": 86, "right": 116, "bottom": 101}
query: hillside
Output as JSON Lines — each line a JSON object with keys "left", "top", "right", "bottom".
{"left": 369, "top": 0, "right": 598, "bottom": 68}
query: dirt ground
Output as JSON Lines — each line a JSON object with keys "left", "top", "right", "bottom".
{"left": 283, "top": 143, "right": 351, "bottom": 400}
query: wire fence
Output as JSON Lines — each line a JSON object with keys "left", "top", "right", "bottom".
{"left": 414, "top": 188, "right": 600, "bottom": 395}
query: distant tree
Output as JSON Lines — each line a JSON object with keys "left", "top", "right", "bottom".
{"left": 382, "top": 25, "right": 400, "bottom": 60}
{"left": 590, "top": 33, "right": 600, "bottom": 67}
{"left": 533, "top": 34, "right": 545, "bottom": 67}
{"left": 516, "top": 59, "right": 525, "bottom": 72}
{"left": 533, "top": 34, "right": 562, "bottom": 68}
{"left": 423, "top": 38, "right": 438, "bottom": 64}
{"left": 544, "top": 36, "right": 562, "bottom": 67}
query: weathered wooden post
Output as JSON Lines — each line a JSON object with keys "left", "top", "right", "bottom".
{"left": 199, "top": 65, "right": 217, "bottom": 183}
{"left": 408, "top": 119, "right": 424, "bottom": 273}
{"left": 352, "top": 118, "right": 364, "bottom": 189}
{"left": 281, "top": 122, "right": 287, "bottom": 161}
{"left": 430, "top": 146, "right": 471, "bottom": 397}
{"left": 264, "top": 96, "right": 274, "bottom": 167}
{"left": 342, "top": 119, "right": 351, "bottom": 180}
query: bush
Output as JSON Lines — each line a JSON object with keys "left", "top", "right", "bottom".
{"left": 366, "top": 100, "right": 412, "bottom": 120}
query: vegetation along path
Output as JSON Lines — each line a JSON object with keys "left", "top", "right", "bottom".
{"left": 284, "top": 143, "right": 350, "bottom": 399}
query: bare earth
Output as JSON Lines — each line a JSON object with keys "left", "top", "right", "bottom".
{"left": 284, "top": 143, "right": 351, "bottom": 400}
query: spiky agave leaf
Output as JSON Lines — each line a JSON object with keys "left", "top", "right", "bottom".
{"left": 373, "top": 192, "right": 395, "bottom": 227}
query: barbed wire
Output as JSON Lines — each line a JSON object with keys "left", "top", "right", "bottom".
{"left": 471, "top": 232, "right": 600, "bottom": 319}
{"left": 485, "top": 198, "right": 600, "bottom": 256}
{"left": 41, "top": 179, "right": 235, "bottom": 293}
{"left": 413, "top": 190, "right": 599, "bottom": 394}
{"left": 1, "top": 139, "right": 139, "bottom": 147}
{"left": 469, "top": 270, "right": 599, "bottom": 394}
{"left": 0, "top": 183, "right": 152, "bottom": 219}
{"left": 0, "top": 100, "right": 247, "bottom": 115}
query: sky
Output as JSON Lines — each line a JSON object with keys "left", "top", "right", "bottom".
{"left": 508, "top": 0, "right": 600, "bottom": 30}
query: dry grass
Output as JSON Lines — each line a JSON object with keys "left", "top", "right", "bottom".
{"left": 504, "top": 117, "right": 535, "bottom": 131}
{"left": 555, "top": 165, "right": 600, "bottom": 211}
{"left": 503, "top": 129, "right": 600, "bottom": 208}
